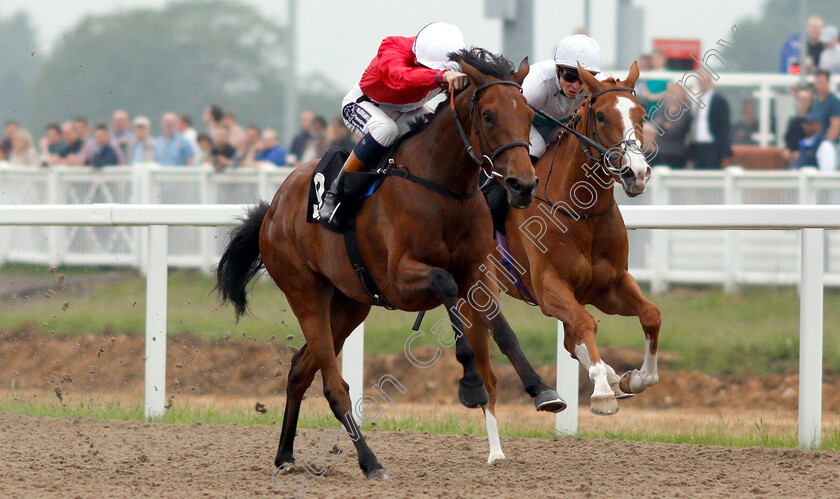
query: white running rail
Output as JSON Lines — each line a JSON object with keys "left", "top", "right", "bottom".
{"left": 0, "top": 203, "right": 834, "bottom": 449}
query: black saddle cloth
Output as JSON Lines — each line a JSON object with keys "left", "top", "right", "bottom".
{"left": 307, "top": 147, "right": 381, "bottom": 233}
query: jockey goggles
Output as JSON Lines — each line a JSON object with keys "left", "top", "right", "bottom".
{"left": 557, "top": 65, "right": 598, "bottom": 84}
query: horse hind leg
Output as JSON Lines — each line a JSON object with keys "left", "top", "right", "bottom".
{"left": 274, "top": 292, "right": 371, "bottom": 469}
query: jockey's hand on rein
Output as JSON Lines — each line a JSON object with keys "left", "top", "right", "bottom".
{"left": 443, "top": 71, "right": 469, "bottom": 93}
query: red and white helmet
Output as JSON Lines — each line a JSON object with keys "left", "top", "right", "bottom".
{"left": 413, "top": 22, "right": 465, "bottom": 72}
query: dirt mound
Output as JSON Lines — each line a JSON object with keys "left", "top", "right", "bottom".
{"left": 2, "top": 325, "right": 839, "bottom": 410}
{"left": 1, "top": 412, "right": 838, "bottom": 498}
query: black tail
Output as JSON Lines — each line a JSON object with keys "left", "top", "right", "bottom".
{"left": 215, "top": 201, "right": 270, "bottom": 320}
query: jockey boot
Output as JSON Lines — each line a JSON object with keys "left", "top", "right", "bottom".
{"left": 319, "top": 151, "right": 368, "bottom": 227}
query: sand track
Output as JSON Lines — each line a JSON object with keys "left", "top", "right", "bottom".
{"left": 1, "top": 412, "right": 838, "bottom": 498}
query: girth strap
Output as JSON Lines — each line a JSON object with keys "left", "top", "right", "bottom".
{"left": 384, "top": 167, "right": 479, "bottom": 201}
{"left": 342, "top": 223, "right": 395, "bottom": 309}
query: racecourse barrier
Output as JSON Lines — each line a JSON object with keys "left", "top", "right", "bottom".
{"left": 0, "top": 203, "right": 833, "bottom": 450}
{"left": 1, "top": 163, "right": 840, "bottom": 292}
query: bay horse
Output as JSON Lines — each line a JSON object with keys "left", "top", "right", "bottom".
{"left": 216, "top": 49, "right": 558, "bottom": 480}
{"left": 471, "top": 61, "right": 661, "bottom": 459}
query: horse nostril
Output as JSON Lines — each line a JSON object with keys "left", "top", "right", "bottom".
{"left": 645, "top": 166, "right": 652, "bottom": 179}
{"left": 504, "top": 177, "right": 523, "bottom": 192}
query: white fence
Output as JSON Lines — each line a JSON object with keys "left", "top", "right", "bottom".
{"left": 0, "top": 204, "right": 832, "bottom": 450}
{"left": 1, "top": 163, "right": 839, "bottom": 293}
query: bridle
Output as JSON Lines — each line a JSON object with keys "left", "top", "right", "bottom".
{"left": 450, "top": 80, "right": 530, "bottom": 178}
{"left": 530, "top": 86, "right": 640, "bottom": 176}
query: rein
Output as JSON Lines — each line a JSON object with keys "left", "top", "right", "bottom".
{"left": 531, "top": 85, "right": 636, "bottom": 219}
{"left": 450, "top": 80, "right": 530, "bottom": 178}
{"left": 529, "top": 86, "right": 637, "bottom": 176}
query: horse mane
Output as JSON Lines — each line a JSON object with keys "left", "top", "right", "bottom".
{"left": 406, "top": 47, "right": 515, "bottom": 134}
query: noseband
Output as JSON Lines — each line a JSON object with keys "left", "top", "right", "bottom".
{"left": 450, "top": 80, "right": 531, "bottom": 178}
{"left": 530, "top": 86, "right": 638, "bottom": 176}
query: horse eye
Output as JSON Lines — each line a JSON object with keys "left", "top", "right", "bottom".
{"left": 483, "top": 111, "right": 494, "bottom": 124}
{"left": 596, "top": 112, "right": 605, "bottom": 122}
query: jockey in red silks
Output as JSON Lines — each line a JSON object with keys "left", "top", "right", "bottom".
{"left": 319, "top": 21, "right": 469, "bottom": 226}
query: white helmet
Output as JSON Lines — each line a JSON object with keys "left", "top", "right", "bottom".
{"left": 413, "top": 22, "right": 465, "bottom": 73}
{"left": 553, "top": 34, "right": 601, "bottom": 73}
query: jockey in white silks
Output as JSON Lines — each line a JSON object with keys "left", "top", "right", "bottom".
{"left": 523, "top": 34, "right": 603, "bottom": 159}
{"left": 318, "top": 22, "right": 469, "bottom": 226}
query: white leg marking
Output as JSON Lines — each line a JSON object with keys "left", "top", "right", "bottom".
{"left": 603, "top": 362, "right": 621, "bottom": 385}
{"left": 629, "top": 338, "right": 660, "bottom": 392}
{"left": 484, "top": 410, "right": 506, "bottom": 464}
{"left": 574, "top": 343, "right": 612, "bottom": 398}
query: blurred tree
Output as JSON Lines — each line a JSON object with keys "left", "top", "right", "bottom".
{"left": 32, "top": 0, "right": 342, "bottom": 140}
{"left": 725, "top": 0, "right": 839, "bottom": 72}
{"left": 0, "top": 12, "right": 40, "bottom": 126}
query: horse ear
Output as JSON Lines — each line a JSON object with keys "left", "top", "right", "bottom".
{"left": 512, "top": 57, "right": 529, "bottom": 85}
{"left": 460, "top": 60, "right": 487, "bottom": 87}
{"left": 577, "top": 62, "right": 603, "bottom": 93}
{"left": 624, "top": 60, "right": 640, "bottom": 88}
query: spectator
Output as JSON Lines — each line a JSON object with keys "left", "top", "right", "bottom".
{"left": 783, "top": 87, "right": 814, "bottom": 165}
{"left": 649, "top": 82, "right": 692, "bottom": 168}
{"left": 797, "top": 112, "right": 837, "bottom": 171}
{"left": 300, "top": 115, "right": 328, "bottom": 163}
{"left": 111, "top": 109, "right": 134, "bottom": 158}
{"left": 39, "top": 123, "right": 66, "bottom": 165}
{"left": 289, "top": 110, "right": 315, "bottom": 163}
{"left": 196, "top": 132, "right": 214, "bottom": 165}
{"left": 326, "top": 116, "right": 356, "bottom": 152}
{"left": 202, "top": 104, "right": 224, "bottom": 136}
{"left": 57, "top": 121, "right": 85, "bottom": 164}
{"left": 731, "top": 99, "right": 759, "bottom": 145}
{"left": 234, "top": 125, "right": 262, "bottom": 166}
{"left": 641, "top": 48, "right": 669, "bottom": 114}
{"left": 7, "top": 128, "right": 38, "bottom": 166}
{"left": 210, "top": 125, "right": 236, "bottom": 170}
{"left": 90, "top": 124, "right": 120, "bottom": 167}
{"left": 1, "top": 120, "right": 20, "bottom": 160}
{"left": 127, "top": 116, "right": 156, "bottom": 164}
{"left": 178, "top": 114, "right": 200, "bottom": 158}
{"left": 75, "top": 116, "right": 125, "bottom": 166}
{"left": 818, "top": 25, "right": 840, "bottom": 74}
{"left": 221, "top": 111, "right": 246, "bottom": 150}
{"left": 254, "top": 129, "right": 287, "bottom": 166}
{"left": 811, "top": 70, "right": 840, "bottom": 152}
{"left": 689, "top": 72, "right": 733, "bottom": 169}
{"left": 806, "top": 16, "right": 825, "bottom": 72}
{"left": 154, "top": 112, "right": 195, "bottom": 166}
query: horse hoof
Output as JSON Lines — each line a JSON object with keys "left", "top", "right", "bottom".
{"left": 535, "top": 389, "right": 567, "bottom": 413}
{"left": 610, "top": 381, "right": 635, "bottom": 400}
{"left": 366, "top": 468, "right": 392, "bottom": 480}
{"left": 590, "top": 395, "right": 619, "bottom": 416}
{"left": 619, "top": 370, "right": 643, "bottom": 395}
{"left": 487, "top": 452, "right": 506, "bottom": 464}
{"left": 458, "top": 378, "right": 489, "bottom": 408}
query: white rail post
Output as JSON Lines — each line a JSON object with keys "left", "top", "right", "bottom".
{"left": 555, "top": 321, "right": 579, "bottom": 435}
{"left": 650, "top": 166, "right": 670, "bottom": 294}
{"left": 799, "top": 228, "right": 824, "bottom": 449}
{"left": 723, "top": 167, "right": 742, "bottom": 294}
{"left": 145, "top": 225, "right": 169, "bottom": 420}
{"left": 753, "top": 82, "right": 774, "bottom": 147}
{"left": 342, "top": 322, "right": 364, "bottom": 425}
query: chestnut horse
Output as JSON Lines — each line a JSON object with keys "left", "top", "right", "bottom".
{"left": 216, "top": 49, "right": 551, "bottom": 480}
{"left": 474, "top": 62, "right": 662, "bottom": 459}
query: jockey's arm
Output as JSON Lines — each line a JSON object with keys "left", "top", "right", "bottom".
{"left": 376, "top": 37, "right": 445, "bottom": 89}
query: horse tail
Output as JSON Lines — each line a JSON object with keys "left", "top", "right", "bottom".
{"left": 215, "top": 201, "right": 270, "bottom": 320}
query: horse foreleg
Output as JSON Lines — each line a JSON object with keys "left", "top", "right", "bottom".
{"left": 490, "top": 312, "right": 566, "bottom": 413}
{"left": 461, "top": 306, "right": 505, "bottom": 464}
{"left": 537, "top": 272, "right": 618, "bottom": 415}
{"left": 594, "top": 272, "right": 661, "bottom": 394}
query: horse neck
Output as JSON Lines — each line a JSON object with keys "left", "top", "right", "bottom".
{"left": 537, "top": 109, "right": 615, "bottom": 214}
{"left": 399, "top": 93, "right": 480, "bottom": 196}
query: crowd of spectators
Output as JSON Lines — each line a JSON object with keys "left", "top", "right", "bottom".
{"left": 0, "top": 105, "right": 358, "bottom": 169}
